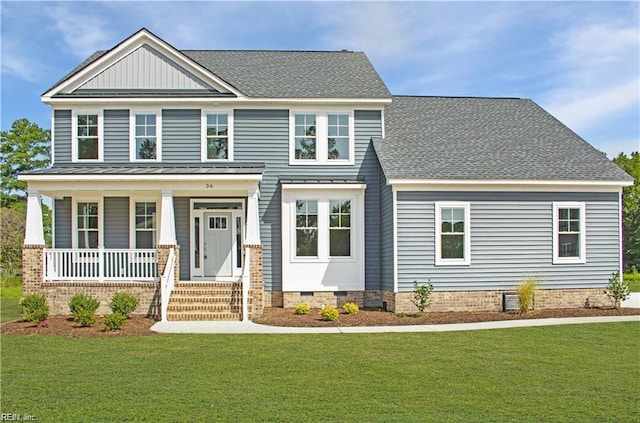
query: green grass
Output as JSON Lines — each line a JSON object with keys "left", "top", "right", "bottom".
{"left": 625, "top": 273, "right": 640, "bottom": 292}
{"left": 1, "top": 297, "right": 21, "bottom": 323}
{"left": 1, "top": 323, "right": 638, "bottom": 422}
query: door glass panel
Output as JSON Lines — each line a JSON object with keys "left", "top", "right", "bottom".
{"left": 236, "top": 216, "right": 242, "bottom": 268}
{"left": 194, "top": 217, "right": 200, "bottom": 269}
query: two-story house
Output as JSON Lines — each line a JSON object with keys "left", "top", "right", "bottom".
{"left": 20, "top": 28, "right": 633, "bottom": 321}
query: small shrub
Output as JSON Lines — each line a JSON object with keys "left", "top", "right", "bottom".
{"left": 109, "top": 292, "right": 140, "bottom": 317}
{"left": 69, "top": 293, "right": 100, "bottom": 327}
{"left": 342, "top": 302, "right": 359, "bottom": 315}
{"left": 516, "top": 278, "right": 537, "bottom": 314}
{"left": 294, "top": 304, "right": 310, "bottom": 315}
{"left": 412, "top": 280, "right": 433, "bottom": 312}
{"left": 103, "top": 312, "right": 127, "bottom": 331}
{"left": 18, "top": 293, "right": 49, "bottom": 324}
{"left": 604, "top": 271, "right": 630, "bottom": 309}
{"left": 319, "top": 306, "right": 339, "bottom": 321}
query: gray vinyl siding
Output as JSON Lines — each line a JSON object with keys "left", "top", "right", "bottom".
{"left": 104, "top": 110, "right": 129, "bottom": 162}
{"left": 395, "top": 191, "right": 621, "bottom": 291}
{"left": 234, "top": 109, "right": 383, "bottom": 291}
{"left": 379, "top": 178, "right": 394, "bottom": 292}
{"left": 174, "top": 197, "right": 191, "bottom": 281}
{"left": 162, "top": 109, "right": 201, "bottom": 162}
{"left": 53, "top": 110, "right": 72, "bottom": 164}
{"left": 54, "top": 197, "right": 72, "bottom": 248}
{"left": 103, "top": 197, "right": 129, "bottom": 248}
{"left": 79, "top": 45, "right": 213, "bottom": 91}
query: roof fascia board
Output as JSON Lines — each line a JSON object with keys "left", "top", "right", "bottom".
{"left": 388, "top": 179, "right": 629, "bottom": 192}
{"left": 19, "top": 173, "right": 263, "bottom": 182}
{"left": 42, "top": 29, "right": 244, "bottom": 100}
{"left": 44, "top": 97, "right": 391, "bottom": 106}
{"left": 282, "top": 183, "right": 366, "bottom": 190}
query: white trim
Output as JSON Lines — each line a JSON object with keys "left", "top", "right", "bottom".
{"left": 282, "top": 183, "right": 366, "bottom": 191}
{"left": 619, "top": 191, "right": 624, "bottom": 278}
{"left": 43, "top": 97, "right": 391, "bottom": 106}
{"left": 20, "top": 174, "right": 263, "bottom": 182}
{"left": 200, "top": 109, "right": 234, "bottom": 162}
{"left": 389, "top": 179, "right": 632, "bottom": 191}
{"left": 434, "top": 201, "right": 471, "bottom": 266}
{"left": 71, "top": 110, "right": 104, "bottom": 162}
{"left": 129, "top": 109, "right": 162, "bottom": 162}
{"left": 392, "top": 189, "right": 398, "bottom": 293}
{"left": 42, "top": 29, "right": 242, "bottom": 99}
{"left": 380, "top": 108, "right": 386, "bottom": 139}
{"left": 552, "top": 202, "right": 586, "bottom": 265}
{"left": 72, "top": 197, "right": 104, "bottom": 249}
{"left": 289, "top": 110, "right": 355, "bottom": 165}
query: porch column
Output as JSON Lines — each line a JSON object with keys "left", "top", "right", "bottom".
{"left": 245, "top": 186, "right": 261, "bottom": 244}
{"left": 158, "top": 190, "right": 177, "bottom": 245}
{"left": 23, "top": 189, "right": 45, "bottom": 294}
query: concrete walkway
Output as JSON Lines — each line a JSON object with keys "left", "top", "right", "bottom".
{"left": 151, "top": 315, "right": 640, "bottom": 334}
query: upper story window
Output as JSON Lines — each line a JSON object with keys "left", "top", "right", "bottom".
{"left": 202, "top": 111, "right": 233, "bottom": 161}
{"left": 130, "top": 111, "right": 161, "bottom": 162}
{"left": 435, "top": 202, "right": 471, "bottom": 266}
{"left": 73, "top": 111, "right": 103, "bottom": 162}
{"left": 289, "top": 111, "right": 354, "bottom": 165}
{"left": 553, "top": 202, "right": 586, "bottom": 264}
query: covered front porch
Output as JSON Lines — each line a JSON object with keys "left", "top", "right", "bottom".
{"left": 19, "top": 164, "right": 265, "bottom": 321}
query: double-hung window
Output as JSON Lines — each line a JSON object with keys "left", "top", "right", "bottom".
{"left": 202, "top": 111, "right": 233, "bottom": 161}
{"left": 131, "top": 112, "right": 161, "bottom": 161}
{"left": 290, "top": 111, "right": 354, "bottom": 164}
{"left": 77, "top": 202, "right": 99, "bottom": 248}
{"left": 295, "top": 200, "right": 318, "bottom": 257}
{"left": 134, "top": 202, "right": 157, "bottom": 249}
{"left": 73, "top": 111, "right": 103, "bottom": 161}
{"left": 329, "top": 200, "right": 351, "bottom": 256}
{"left": 553, "top": 202, "right": 586, "bottom": 264}
{"left": 435, "top": 202, "right": 471, "bottom": 266}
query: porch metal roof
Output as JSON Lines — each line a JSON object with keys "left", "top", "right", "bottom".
{"left": 22, "top": 163, "right": 265, "bottom": 176}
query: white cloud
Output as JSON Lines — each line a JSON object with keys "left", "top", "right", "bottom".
{"left": 1, "top": 38, "right": 42, "bottom": 82}
{"left": 46, "top": 4, "right": 115, "bottom": 58}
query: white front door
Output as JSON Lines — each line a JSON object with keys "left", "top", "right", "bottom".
{"left": 203, "top": 212, "right": 233, "bottom": 277}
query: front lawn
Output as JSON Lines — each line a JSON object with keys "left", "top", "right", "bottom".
{"left": 625, "top": 273, "right": 640, "bottom": 292}
{"left": 0, "top": 297, "right": 20, "bottom": 323}
{"left": 1, "top": 323, "right": 638, "bottom": 422}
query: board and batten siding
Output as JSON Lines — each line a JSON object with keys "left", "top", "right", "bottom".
{"left": 54, "top": 197, "right": 72, "bottom": 248}
{"left": 234, "top": 109, "right": 383, "bottom": 291}
{"left": 53, "top": 110, "right": 72, "bottom": 164}
{"left": 395, "top": 191, "right": 621, "bottom": 292}
{"left": 103, "top": 197, "right": 129, "bottom": 249}
{"left": 103, "top": 110, "right": 129, "bottom": 162}
{"left": 162, "top": 109, "right": 201, "bottom": 162}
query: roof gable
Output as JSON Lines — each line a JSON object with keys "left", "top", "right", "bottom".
{"left": 43, "top": 28, "right": 242, "bottom": 99}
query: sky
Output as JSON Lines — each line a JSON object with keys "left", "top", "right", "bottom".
{"left": 1, "top": 0, "right": 638, "bottom": 158}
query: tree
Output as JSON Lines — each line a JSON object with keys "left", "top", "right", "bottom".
{"left": 0, "top": 202, "right": 26, "bottom": 276}
{"left": 613, "top": 152, "right": 640, "bottom": 272}
{"left": 0, "top": 118, "right": 50, "bottom": 198}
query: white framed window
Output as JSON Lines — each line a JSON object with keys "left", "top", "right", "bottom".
{"left": 281, "top": 185, "right": 365, "bottom": 292}
{"left": 72, "top": 110, "right": 104, "bottom": 162}
{"left": 201, "top": 110, "right": 233, "bottom": 161}
{"left": 72, "top": 199, "right": 103, "bottom": 249}
{"left": 289, "top": 111, "right": 354, "bottom": 165}
{"left": 552, "top": 202, "right": 586, "bottom": 264}
{"left": 435, "top": 202, "right": 471, "bottom": 266}
{"left": 133, "top": 201, "right": 157, "bottom": 249}
{"left": 130, "top": 111, "right": 162, "bottom": 161}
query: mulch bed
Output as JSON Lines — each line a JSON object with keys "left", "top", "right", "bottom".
{"left": 2, "top": 307, "right": 638, "bottom": 337}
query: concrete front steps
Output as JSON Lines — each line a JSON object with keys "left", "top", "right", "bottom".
{"left": 166, "top": 281, "right": 243, "bottom": 321}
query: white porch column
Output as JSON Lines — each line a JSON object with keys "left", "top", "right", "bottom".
{"left": 158, "top": 190, "right": 177, "bottom": 245}
{"left": 245, "top": 186, "right": 261, "bottom": 244}
{"left": 24, "top": 189, "right": 45, "bottom": 245}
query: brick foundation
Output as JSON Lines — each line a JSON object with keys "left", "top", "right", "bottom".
{"left": 22, "top": 245, "right": 44, "bottom": 294}
{"left": 246, "top": 244, "right": 264, "bottom": 319}
{"left": 265, "top": 291, "right": 284, "bottom": 308}
{"left": 283, "top": 291, "right": 364, "bottom": 308}
{"left": 42, "top": 281, "right": 160, "bottom": 317}
{"left": 388, "top": 288, "right": 610, "bottom": 313}
{"left": 157, "top": 245, "right": 180, "bottom": 282}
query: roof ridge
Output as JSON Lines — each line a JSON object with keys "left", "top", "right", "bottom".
{"left": 392, "top": 94, "right": 527, "bottom": 100}
{"left": 183, "top": 49, "right": 360, "bottom": 53}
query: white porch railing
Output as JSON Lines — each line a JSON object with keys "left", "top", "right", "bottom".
{"left": 241, "top": 247, "right": 251, "bottom": 322}
{"left": 44, "top": 248, "right": 157, "bottom": 282}
{"left": 160, "top": 248, "right": 176, "bottom": 322}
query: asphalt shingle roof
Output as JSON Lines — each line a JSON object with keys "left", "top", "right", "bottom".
{"left": 49, "top": 49, "right": 391, "bottom": 99}
{"left": 373, "top": 96, "right": 633, "bottom": 182}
